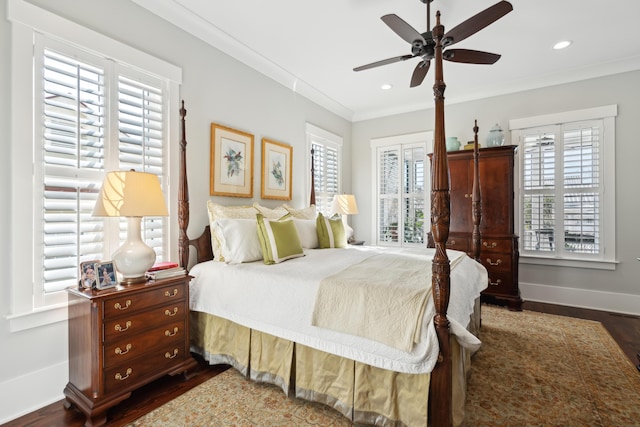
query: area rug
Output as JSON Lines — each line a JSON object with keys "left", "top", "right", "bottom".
{"left": 126, "top": 305, "right": 640, "bottom": 426}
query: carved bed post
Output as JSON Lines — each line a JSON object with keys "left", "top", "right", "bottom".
{"left": 429, "top": 11, "right": 452, "bottom": 427}
{"left": 178, "top": 101, "right": 190, "bottom": 269}
{"left": 471, "top": 120, "right": 482, "bottom": 262}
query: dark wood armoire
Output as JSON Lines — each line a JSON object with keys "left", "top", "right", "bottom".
{"left": 429, "top": 145, "right": 522, "bottom": 310}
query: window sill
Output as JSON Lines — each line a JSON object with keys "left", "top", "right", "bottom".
{"left": 6, "top": 302, "right": 68, "bottom": 332}
{"left": 520, "top": 255, "right": 618, "bottom": 271}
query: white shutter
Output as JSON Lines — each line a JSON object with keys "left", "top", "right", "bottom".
{"left": 37, "top": 43, "right": 169, "bottom": 294}
{"left": 402, "top": 146, "right": 425, "bottom": 244}
{"left": 40, "top": 48, "right": 106, "bottom": 292}
{"left": 378, "top": 147, "right": 400, "bottom": 243}
{"left": 312, "top": 141, "right": 339, "bottom": 215}
{"left": 117, "top": 75, "right": 167, "bottom": 260}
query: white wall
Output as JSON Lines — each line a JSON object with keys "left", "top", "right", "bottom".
{"left": 352, "top": 70, "right": 640, "bottom": 314}
{"left": 0, "top": 0, "right": 350, "bottom": 422}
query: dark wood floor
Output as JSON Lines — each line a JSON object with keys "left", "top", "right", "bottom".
{"left": 4, "top": 302, "right": 639, "bottom": 427}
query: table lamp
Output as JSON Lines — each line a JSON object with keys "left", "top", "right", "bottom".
{"left": 331, "top": 194, "right": 359, "bottom": 243}
{"left": 93, "top": 170, "right": 168, "bottom": 284}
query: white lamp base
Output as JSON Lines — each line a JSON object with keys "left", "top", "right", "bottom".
{"left": 112, "top": 217, "right": 156, "bottom": 285}
{"left": 341, "top": 214, "right": 355, "bottom": 244}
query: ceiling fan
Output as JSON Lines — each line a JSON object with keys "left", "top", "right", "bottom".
{"left": 353, "top": 0, "right": 513, "bottom": 87}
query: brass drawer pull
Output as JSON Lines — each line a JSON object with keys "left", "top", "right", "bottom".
{"left": 165, "top": 307, "right": 179, "bottom": 317}
{"left": 464, "top": 193, "right": 471, "bottom": 198}
{"left": 114, "top": 321, "right": 132, "bottom": 332}
{"left": 114, "top": 300, "right": 132, "bottom": 311}
{"left": 486, "top": 258, "right": 502, "bottom": 266}
{"left": 165, "top": 348, "right": 179, "bottom": 359}
{"left": 165, "top": 327, "right": 179, "bottom": 337}
{"left": 115, "top": 368, "right": 132, "bottom": 381}
{"left": 115, "top": 344, "right": 132, "bottom": 355}
{"left": 483, "top": 242, "right": 497, "bottom": 248}
{"left": 164, "top": 288, "right": 179, "bottom": 297}
{"left": 446, "top": 240, "right": 456, "bottom": 246}
{"left": 489, "top": 279, "right": 502, "bottom": 286}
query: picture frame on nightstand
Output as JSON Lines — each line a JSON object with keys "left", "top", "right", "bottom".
{"left": 94, "top": 261, "right": 117, "bottom": 290}
{"left": 79, "top": 260, "right": 99, "bottom": 290}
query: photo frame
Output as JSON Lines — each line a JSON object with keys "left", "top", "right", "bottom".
{"left": 95, "top": 261, "right": 117, "bottom": 290}
{"left": 261, "top": 138, "right": 292, "bottom": 200}
{"left": 210, "top": 123, "right": 254, "bottom": 198}
{"left": 79, "top": 260, "right": 100, "bottom": 290}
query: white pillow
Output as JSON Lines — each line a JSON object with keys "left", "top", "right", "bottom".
{"left": 207, "top": 201, "right": 258, "bottom": 262}
{"left": 253, "top": 202, "right": 288, "bottom": 219}
{"left": 283, "top": 204, "right": 317, "bottom": 220}
{"left": 213, "top": 218, "right": 263, "bottom": 264}
{"left": 293, "top": 218, "right": 319, "bottom": 249}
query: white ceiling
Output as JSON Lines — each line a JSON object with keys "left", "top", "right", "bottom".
{"left": 133, "top": 0, "right": 640, "bottom": 122}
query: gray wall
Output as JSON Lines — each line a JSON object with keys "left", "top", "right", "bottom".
{"left": 352, "top": 70, "right": 640, "bottom": 311}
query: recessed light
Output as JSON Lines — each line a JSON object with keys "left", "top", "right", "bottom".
{"left": 553, "top": 40, "right": 572, "bottom": 50}
{"left": 381, "top": 84, "right": 392, "bottom": 90}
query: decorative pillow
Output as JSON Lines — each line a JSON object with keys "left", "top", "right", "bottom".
{"left": 316, "top": 213, "right": 347, "bottom": 248}
{"left": 256, "top": 213, "right": 304, "bottom": 264}
{"left": 207, "top": 200, "right": 258, "bottom": 262}
{"left": 212, "top": 218, "right": 263, "bottom": 264}
{"left": 283, "top": 204, "right": 317, "bottom": 220}
{"left": 253, "top": 202, "right": 288, "bottom": 219}
{"left": 293, "top": 218, "right": 319, "bottom": 249}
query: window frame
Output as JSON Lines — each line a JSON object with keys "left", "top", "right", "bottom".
{"left": 306, "top": 123, "right": 343, "bottom": 214}
{"left": 510, "top": 105, "right": 617, "bottom": 270}
{"left": 370, "top": 131, "right": 433, "bottom": 247}
{"left": 7, "top": 0, "right": 182, "bottom": 331}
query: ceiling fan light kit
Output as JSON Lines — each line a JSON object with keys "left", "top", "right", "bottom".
{"left": 354, "top": 0, "right": 514, "bottom": 88}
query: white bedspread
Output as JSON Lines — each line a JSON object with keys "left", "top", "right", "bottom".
{"left": 189, "top": 246, "right": 488, "bottom": 374}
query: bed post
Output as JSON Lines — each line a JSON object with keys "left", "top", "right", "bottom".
{"left": 429, "top": 12, "right": 452, "bottom": 427}
{"left": 178, "top": 101, "right": 190, "bottom": 269}
{"left": 471, "top": 120, "right": 482, "bottom": 262}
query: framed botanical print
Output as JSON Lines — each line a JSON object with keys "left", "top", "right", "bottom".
{"left": 261, "top": 138, "right": 292, "bottom": 200}
{"left": 210, "top": 123, "right": 254, "bottom": 197}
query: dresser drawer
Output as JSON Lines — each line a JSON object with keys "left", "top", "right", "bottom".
{"left": 103, "top": 320, "right": 186, "bottom": 369}
{"left": 445, "top": 236, "right": 470, "bottom": 252}
{"left": 480, "top": 238, "right": 514, "bottom": 253}
{"left": 103, "top": 302, "right": 187, "bottom": 341}
{"left": 480, "top": 253, "right": 513, "bottom": 274}
{"left": 103, "top": 340, "right": 189, "bottom": 394}
{"left": 103, "top": 282, "right": 186, "bottom": 319}
{"left": 484, "top": 269, "right": 515, "bottom": 295}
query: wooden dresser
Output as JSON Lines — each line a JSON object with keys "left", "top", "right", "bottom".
{"left": 429, "top": 145, "right": 522, "bottom": 310}
{"left": 63, "top": 275, "right": 197, "bottom": 426}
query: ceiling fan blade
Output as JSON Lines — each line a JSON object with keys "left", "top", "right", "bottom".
{"left": 410, "top": 60, "right": 431, "bottom": 87}
{"left": 442, "top": 1, "right": 513, "bottom": 47}
{"left": 443, "top": 49, "right": 501, "bottom": 64}
{"left": 353, "top": 54, "right": 415, "bottom": 72}
{"left": 381, "top": 14, "right": 426, "bottom": 45}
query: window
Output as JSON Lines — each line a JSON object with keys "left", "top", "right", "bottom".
{"left": 8, "top": 0, "right": 181, "bottom": 330}
{"left": 371, "top": 132, "right": 432, "bottom": 247}
{"left": 510, "top": 106, "right": 616, "bottom": 268}
{"left": 306, "top": 124, "right": 343, "bottom": 215}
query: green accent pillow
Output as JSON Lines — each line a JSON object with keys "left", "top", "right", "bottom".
{"left": 316, "top": 213, "right": 347, "bottom": 248}
{"left": 256, "top": 213, "right": 305, "bottom": 264}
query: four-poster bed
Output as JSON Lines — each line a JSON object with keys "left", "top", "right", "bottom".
{"left": 178, "top": 13, "right": 485, "bottom": 427}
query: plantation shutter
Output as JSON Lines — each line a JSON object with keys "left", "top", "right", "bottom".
{"left": 117, "top": 76, "right": 167, "bottom": 259}
{"left": 312, "top": 141, "right": 339, "bottom": 215}
{"left": 38, "top": 45, "right": 168, "bottom": 294}
{"left": 520, "top": 121, "right": 601, "bottom": 256}
{"left": 40, "top": 49, "right": 107, "bottom": 293}
{"left": 378, "top": 147, "right": 400, "bottom": 243}
{"left": 402, "top": 146, "right": 426, "bottom": 244}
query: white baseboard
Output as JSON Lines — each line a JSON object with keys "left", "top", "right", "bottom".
{"left": 520, "top": 281, "right": 640, "bottom": 316}
{"left": 0, "top": 361, "right": 67, "bottom": 424}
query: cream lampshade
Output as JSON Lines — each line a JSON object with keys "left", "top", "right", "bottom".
{"left": 331, "top": 194, "right": 359, "bottom": 243}
{"left": 93, "top": 170, "right": 168, "bottom": 284}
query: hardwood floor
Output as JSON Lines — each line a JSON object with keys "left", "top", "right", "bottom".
{"left": 3, "top": 302, "right": 639, "bottom": 427}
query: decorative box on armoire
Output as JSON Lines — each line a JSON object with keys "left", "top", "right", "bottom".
{"left": 63, "top": 275, "right": 198, "bottom": 426}
{"left": 428, "top": 145, "right": 522, "bottom": 310}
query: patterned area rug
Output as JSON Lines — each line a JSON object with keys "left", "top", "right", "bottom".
{"left": 127, "top": 305, "right": 640, "bottom": 426}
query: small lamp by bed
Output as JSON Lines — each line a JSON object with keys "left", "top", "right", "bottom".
{"left": 331, "top": 194, "right": 359, "bottom": 244}
{"left": 92, "top": 170, "right": 168, "bottom": 284}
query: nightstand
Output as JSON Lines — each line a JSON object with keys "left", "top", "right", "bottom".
{"left": 63, "top": 275, "right": 197, "bottom": 426}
